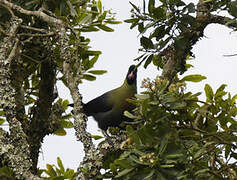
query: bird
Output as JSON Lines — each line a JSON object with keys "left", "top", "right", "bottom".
{"left": 69, "top": 65, "right": 137, "bottom": 131}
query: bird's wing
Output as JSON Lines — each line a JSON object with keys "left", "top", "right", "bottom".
{"left": 83, "top": 92, "right": 114, "bottom": 116}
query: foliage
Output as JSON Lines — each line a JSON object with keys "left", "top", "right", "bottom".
{"left": 94, "top": 0, "right": 237, "bottom": 179}
{"left": 101, "top": 76, "right": 237, "bottom": 179}
{"left": 0, "top": 0, "right": 118, "bottom": 130}
{"left": 125, "top": 0, "right": 237, "bottom": 71}
{"left": 39, "top": 157, "right": 77, "bottom": 180}
{"left": 0, "top": 0, "right": 237, "bottom": 179}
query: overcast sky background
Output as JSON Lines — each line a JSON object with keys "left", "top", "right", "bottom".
{"left": 38, "top": 0, "right": 237, "bottom": 170}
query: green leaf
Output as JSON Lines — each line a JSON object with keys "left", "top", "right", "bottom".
{"left": 45, "top": 164, "right": 57, "bottom": 177}
{"left": 86, "top": 50, "right": 102, "bottom": 56}
{"left": 62, "top": 99, "right": 69, "bottom": 110}
{"left": 185, "top": 3, "right": 195, "bottom": 13}
{"left": 124, "top": 18, "right": 139, "bottom": 23}
{"left": 104, "top": 20, "right": 122, "bottom": 24}
{"left": 87, "top": 70, "right": 107, "bottom": 75}
{"left": 80, "top": 26, "right": 99, "bottom": 32}
{"left": 231, "top": 94, "right": 237, "bottom": 104}
{"left": 97, "top": 24, "right": 114, "bottom": 32}
{"left": 89, "top": 55, "right": 99, "bottom": 67}
{"left": 160, "top": 164, "right": 175, "bottom": 168}
{"left": 180, "top": 74, "right": 206, "bottom": 82}
{"left": 98, "top": 0, "right": 102, "bottom": 13}
{"left": 64, "top": 169, "right": 75, "bottom": 178}
{"left": 129, "top": 2, "right": 140, "bottom": 13}
{"left": 57, "top": 157, "right": 65, "bottom": 173}
{"left": 194, "top": 168, "right": 209, "bottom": 175}
{"left": 91, "top": 135, "right": 104, "bottom": 140}
{"left": 124, "top": 111, "right": 137, "bottom": 119}
{"left": 148, "top": 0, "right": 155, "bottom": 14}
{"left": 61, "top": 120, "right": 73, "bottom": 129}
{"left": 170, "top": 101, "right": 187, "bottom": 109}
{"left": 0, "top": 118, "right": 5, "bottom": 125}
{"left": 159, "top": 134, "right": 169, "bottom": 156}
{"left": 228, "top": 1, "right": 237, "bottom": 18}
{"left": 150, "top": 25, "right": 165, "bottom": 39}
{"left": 82, "top": 74, "right": 96, "bottom": 81}
{"left": 115, "top": 168, "right": 135, "bottom": 178}
{"left": 216, "top": 84, "right": 227, "bottom": 93}
{"left": 144, "top": 54, "right": 153, "bottom": 68}
{"left": 204, "top": 84, "right": 214, "bottom": 103}
{"left": 153, "top": 7, "right": 166, "bottom": 19}
{"left": 144, "top": 170, "right": 155, "bottom": 179}
{"left": 54, "top": 129, "right": 67, "bottom": 136}
{"left": 140, "top": 36, "right": 154, "bottom": 49}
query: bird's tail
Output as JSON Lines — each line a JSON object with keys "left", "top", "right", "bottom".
{"left": 68, "top": 103, "right": 74, "bottom": 107}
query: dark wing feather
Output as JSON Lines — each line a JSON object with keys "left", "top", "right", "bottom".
{"left": 83, "top": 92, "right": 113, "bottom": 116}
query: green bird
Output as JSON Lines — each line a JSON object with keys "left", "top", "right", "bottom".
{"left": 69, "top": 65, "right": 137, "bottom": 131}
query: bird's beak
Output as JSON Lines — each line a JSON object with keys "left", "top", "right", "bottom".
{"left": 128, "top": 71, "right": 134, "bottom": 79}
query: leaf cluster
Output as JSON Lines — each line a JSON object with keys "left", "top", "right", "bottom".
{"left": 125, "top": 0, "right": 237, "bottom": 70}
{"left": 100, "top": 75, "right": 237, "bottom": 179}
{"left": 38, "top": 157, "right": 76, "bottom": 180}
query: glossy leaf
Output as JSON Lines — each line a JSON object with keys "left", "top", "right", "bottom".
{"left": 204, "top": 84, "right": 214, "bottom": 103}
{"left": 54, "top": 129, "right": 67, "bottom": 136}
{"left": 140, "top": 36, "right": 154, "bottom": 49}
{"left": 97, "top": 24, "right": 114, "bottom": 32}
{"left": 180, "top": 74, "right": 206, "bottom": 82}
{"left": 87, "top": 70, "right": 107, "bottom": 75}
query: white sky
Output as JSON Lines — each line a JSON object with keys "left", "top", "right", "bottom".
{"left": 38, "top": 0, "right": 237, "bottom": 170}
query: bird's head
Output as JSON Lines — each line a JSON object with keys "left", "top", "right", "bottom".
{"left": 126, "top": 65, "right": 137, "bottom": 85}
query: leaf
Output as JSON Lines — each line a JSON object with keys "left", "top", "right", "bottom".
{"left": 57, "top": 157, "right": 65, "bottom": 173}
{"left": 144, "top": 54, "right": 153, "bottom": 68}
{"left": 91, "top": 135, "right": 104, "bottom": 140}
{"left": 216, "top": 84, "right": 227, "bottom": 93}
{"left": 64, "top": 169, "right": 75, "bottom": 178}
{"left": 185, "top": 3, "right": 195, "bottom": 13}
{"left": 115, "top": 168, "right": 135, "bottom": 178}
{"left": 124, "top": 18, "right": 139, "bottom": 23}
{"left": 204, "top": 84, "right": 214, "bottom": 103}
{"left": 62, "top": 99, "right": 69, "bottom": 110}
{"left": 129, "top": 2, "right": 140, "bottom": 13}
{"left": 98, "top": 0, "right": 102, "bottom": 13}
{"left": 87, "top": 70, "right": 107, "bottom": 75}
{"left": 80, "top": 26, "right": 99, "bottom": 32}
{"left": 144, "top": 170, "right": 155, "bottom": 179}
{"left": 160, "top": 164, "right": 175, "bottom": 168}
{"left": 89, "top": 55, "right": 99, "bottom": 67}
{"left": 0, "top": 118, "right": 5, "bottom": 125}
{"left": 153, "top": 7, "right": 166, "bottom": 19}
{"left": 104, "top": 20, "right": 122, "bottom": 24}
{"left": 150, "top": 25, "right": 165, "bottom": 39}
{"left": 85, "top": 50, "right": 102, "bottom": 56}
{"left": 54, "top": 129, "right": 67, "bottom": 136}
{"left": 97, "top": 24, "right": 114, "bottom": 32}
{"left": 170, "top": 101, "right": 187, "bottom": 109}
{"left": 194, "top": 168, "right": 209, "bottom": 175}
{"left": 124, "top": 111, "right": 137, "bottom": 119}
{"left": 158, "top": 134, "right": 169, "bottom": 156}
{"left": 180, "top": 74, "right": 206, "bottom": 82}
{"left": 82, "top": 74, "right": 96, "bottom": 81}
{"left": 140, "top": 36, "right": 154, "bottom": 49}
{"left": 61, "top": 120, "right": 73, "bottom": 129}
{"left": 231, "top": 94, "right": 237, "bottom": 104}
{"left": 46, "top": 164, "right": 57, "bottom": 177}
{"left": 228, "top": 1, "right": 237, "bottom": 18}
{"left": 148, "top": 0, "right": 155, "bottom": 14}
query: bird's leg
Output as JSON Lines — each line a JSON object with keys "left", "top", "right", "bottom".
{"left": 102, "top": 130, "right": 112, "bottom": 144}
